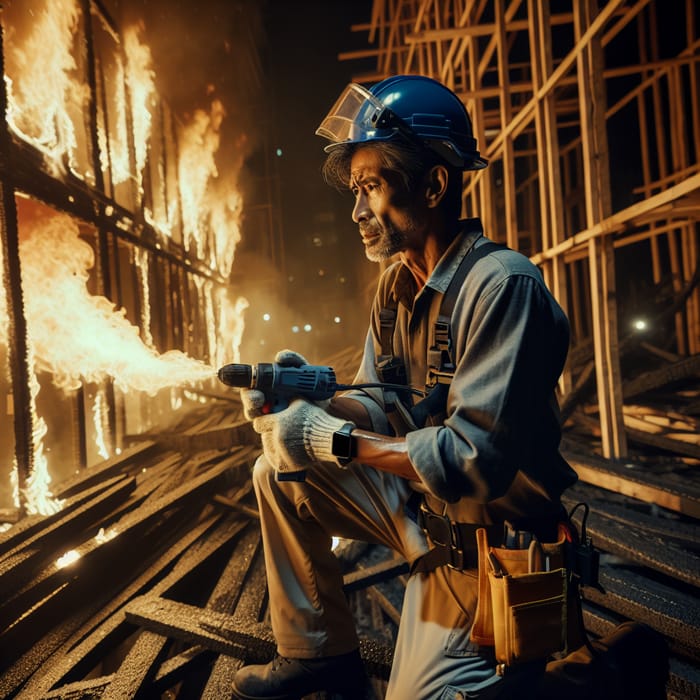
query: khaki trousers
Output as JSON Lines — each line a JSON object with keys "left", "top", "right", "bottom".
{"left": 252, "top": 455, "right": 534, "bottom": 699}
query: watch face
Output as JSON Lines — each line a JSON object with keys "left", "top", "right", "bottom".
{"left": 332, "top": 423, "right": 355, "bottom": 463}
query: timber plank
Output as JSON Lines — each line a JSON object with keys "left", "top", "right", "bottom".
{"left": 625, "top": 427, "right": 700, "bottom": 460}
{"left": 573, "top": 507, "right": 700, "bottom": 587}
{"left": 101, "top": 630, "right": 170, "bottom": 700}
{"left": 563, "top": 445, "right": 700, "bottom": 518}
{"left": 0, "top": 454, "right": 243, "bottom": 642}
{"left": 55, "top": 441, "right": 159, "bottom": 499}
{"left": 583, "top": 563, "right": 700, "bottom": 651}
{"left": 0, "top": 475, "right": 130, "bottom": 555}
{"left": 0, "top": 476, "right": 136, "bottom": 598}
{"left": 152, "top": 646, "right": 217, "bottom": 694}
{"left": 13, "top": 515, "right": 242, "bottom": 700}
{"left": 124, "top": 595, "right": 276, "bottom": 662}
{"left": 565, "top": 482, "right": 700, "bottom": 547}
{"left": 622, "top": 354, "right": 700, "bottom": 399}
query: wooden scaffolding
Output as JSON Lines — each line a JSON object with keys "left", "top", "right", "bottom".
{"left": 340, "top": 0, "right": 700, "bottom": 462}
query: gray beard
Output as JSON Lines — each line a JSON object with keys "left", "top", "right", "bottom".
{"left": 363, "top": 225, "right": 408, "bottom": 262}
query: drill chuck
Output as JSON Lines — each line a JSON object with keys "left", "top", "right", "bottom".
{"left": 217, "top": 363, "right": 254, "bottom": 388}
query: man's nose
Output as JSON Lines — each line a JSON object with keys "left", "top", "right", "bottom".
{"left": 352, "top": 192, "right": 370, "bottom": 223}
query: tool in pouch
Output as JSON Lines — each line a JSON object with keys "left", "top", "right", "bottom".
{"left": 471, "top": 503, "right": 602, "bottom": 675}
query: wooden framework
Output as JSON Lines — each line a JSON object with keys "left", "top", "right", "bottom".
{"left": 340, "top": 0, "right": 700, "bottom": 460}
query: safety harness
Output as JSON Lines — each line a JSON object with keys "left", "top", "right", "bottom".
{"left": 376, "top": 233, "right": 505, "bottom": 429}
{"left": 375, "top": 231, "right": 508, "bottom": 573}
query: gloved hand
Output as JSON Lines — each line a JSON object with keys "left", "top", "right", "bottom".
{"left": 239, "top": 349, "right": 310, "bottom": 421}
{"left": 253, "top": 397, "right": 354, "bottom": 474}
{"left": 274, "top": 348, "right": 308, "bottom": 367}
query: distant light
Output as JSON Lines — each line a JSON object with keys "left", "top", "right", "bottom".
{"left": 291, "top": 325, "right": 300, "bottom": 333}
{"left": 633, "top": 318, "right": 648, "bottom": 331}
{"left": 334, "top": 316, "right": 341, "bottom": 324}
{"left": 318, "top": 269, "right": 325, "bottom": 276}
{"left": 304, "top": 324, "right": 312, "bottom": 332}
{"left": 276, "top": 148, "right": 283, "bottom": 157}
{"left": 262, "top": 313, "right": 271, "bottom": 321}
{"left": 338, "top": 276, "right": 346, "bottom": 283}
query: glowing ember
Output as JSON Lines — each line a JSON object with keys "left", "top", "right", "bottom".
{"left": 95, "top": 526, "right": 118, "bottom": 543}
{"left": 56, "top": 549, "right": 81, "bottom": 568}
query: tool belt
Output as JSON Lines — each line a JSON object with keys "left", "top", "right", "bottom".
{"left": 412, "top": 500, "right": 575, "bottom": 673}
{"left": 411, "top": 502, "right": 502, "bottom": 572}
{"left": 472, "top": 524, "right": 571, "bottom": 673}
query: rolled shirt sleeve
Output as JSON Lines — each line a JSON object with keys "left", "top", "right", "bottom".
{"left": 402, "top": 248, "right": 572, "bottom": 503}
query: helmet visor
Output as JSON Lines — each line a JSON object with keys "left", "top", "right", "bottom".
{"left": 316, "top": 83, "right": 393, "bottom": 144}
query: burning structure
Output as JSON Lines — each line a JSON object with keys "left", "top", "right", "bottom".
{"left": 0, "top": 0, "right": 248, "bottom": 519}
{"left": 0, "top": 0, "right": 698, "bottom": 699}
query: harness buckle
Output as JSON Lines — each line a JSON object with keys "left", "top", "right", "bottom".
{"left": 418, "top": 502, "right": 467, "bottom": 570}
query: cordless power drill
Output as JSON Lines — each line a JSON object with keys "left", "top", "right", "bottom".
{"left": 217, "top": 362, "right": 340, "bottom": 414}
{"left": 217, "top": 362, "right": 341, "bottom": 482}
{"left": 218, "top": 361, "right": 418, "bottom": 481}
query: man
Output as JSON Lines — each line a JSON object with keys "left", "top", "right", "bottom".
{"left": 232, "top": 75, "right": 577, "bottom": 699}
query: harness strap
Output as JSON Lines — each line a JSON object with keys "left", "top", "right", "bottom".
{"left": 426, "top": 239, "right": 505, "bottom": 386}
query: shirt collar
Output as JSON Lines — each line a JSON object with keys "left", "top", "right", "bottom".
{"left": 391, "top": 218, "right": 484, "bottom": 307}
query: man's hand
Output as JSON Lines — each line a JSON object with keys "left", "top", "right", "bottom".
{"left": 274, "top": 348, "right": 308, "bottom": 367}
{"left": 252, "top": 398, "right": 354, "bottom": 474}
{"left": 238, "top": 348, "right": 310, "bottom": 421}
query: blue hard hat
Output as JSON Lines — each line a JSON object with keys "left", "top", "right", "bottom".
{"left": 316, "top": 75, "right": 487, "bottom": 171}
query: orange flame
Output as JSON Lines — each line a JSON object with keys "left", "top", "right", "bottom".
{"left": 124, "top": 22, "right": 156, "bottom": 193}
{"left": 178, "top": 100, "right": 225, "bottom": 259}
{"left": 20, "top": 212, "right": 216, "bottom": 393}
{"left": 4, "top": 0, "right": 89, "bottom": 179}
{"left": 1, "top": 2, "right": 250, "bottom": 517}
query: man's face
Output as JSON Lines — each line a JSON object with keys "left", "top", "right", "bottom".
{"left": 349, "top": 146, "right": 426, "bottom": 262}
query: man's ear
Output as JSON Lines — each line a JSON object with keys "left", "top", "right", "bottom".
{"left": 425, "top": 165, "right": 449, "bottom": 208}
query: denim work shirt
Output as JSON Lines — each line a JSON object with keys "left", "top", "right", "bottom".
{"left": 351, "top": 218, "right": 577, "bottom": 526}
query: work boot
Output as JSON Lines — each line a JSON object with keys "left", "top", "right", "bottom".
{"left": 231, "top": 648, "right": 369, "bottom": 699}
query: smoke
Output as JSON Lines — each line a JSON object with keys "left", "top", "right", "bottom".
{"left": 117, "top": 0, "right": 266, "bottom": 151}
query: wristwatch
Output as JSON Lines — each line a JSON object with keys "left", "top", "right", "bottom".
{"left": 331, "top": 422, "right": 356, "bottom": 466}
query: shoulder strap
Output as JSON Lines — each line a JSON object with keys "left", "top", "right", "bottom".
{"left": 426, "top": 240, "right": 504, "bottom": 386}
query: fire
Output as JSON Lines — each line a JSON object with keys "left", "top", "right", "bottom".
{"left": 20, "top": 212, "right": 216, "bottom": 394}
{"left": 178, "top": 100, "right": 226, "bottom": 260}
{"left": 124, "top": 22, "right": 156, "bottom": 194}
{"left": 0, "top": 2, "right": 251, "bottom": 518}
{"left": 4, "top": 0, "right": 89, "bottom": 179}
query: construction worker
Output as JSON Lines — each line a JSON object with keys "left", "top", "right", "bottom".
{"left": 232, "top": 75, "right": 578, "bottom": 699}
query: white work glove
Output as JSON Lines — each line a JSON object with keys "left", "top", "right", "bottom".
{"left": 253, "top": 398, "right": 354, "bottom": 474}
{"left": 239, "top": 348, "right": 310, "bottom": 421}
{"left": 274, "top": 348, "right": 308, "bottom": 367}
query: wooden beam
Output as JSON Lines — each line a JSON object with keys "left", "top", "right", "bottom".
{"left": 563, "top": 448, "right": 700, "bottom": 518}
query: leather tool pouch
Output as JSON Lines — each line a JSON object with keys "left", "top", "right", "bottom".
{"left": 471, "top": 526, "right": 569, "bottom": 669}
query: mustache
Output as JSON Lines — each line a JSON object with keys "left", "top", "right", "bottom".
{"left": 360, "top": 221, "right": 382, "bottom": 236}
